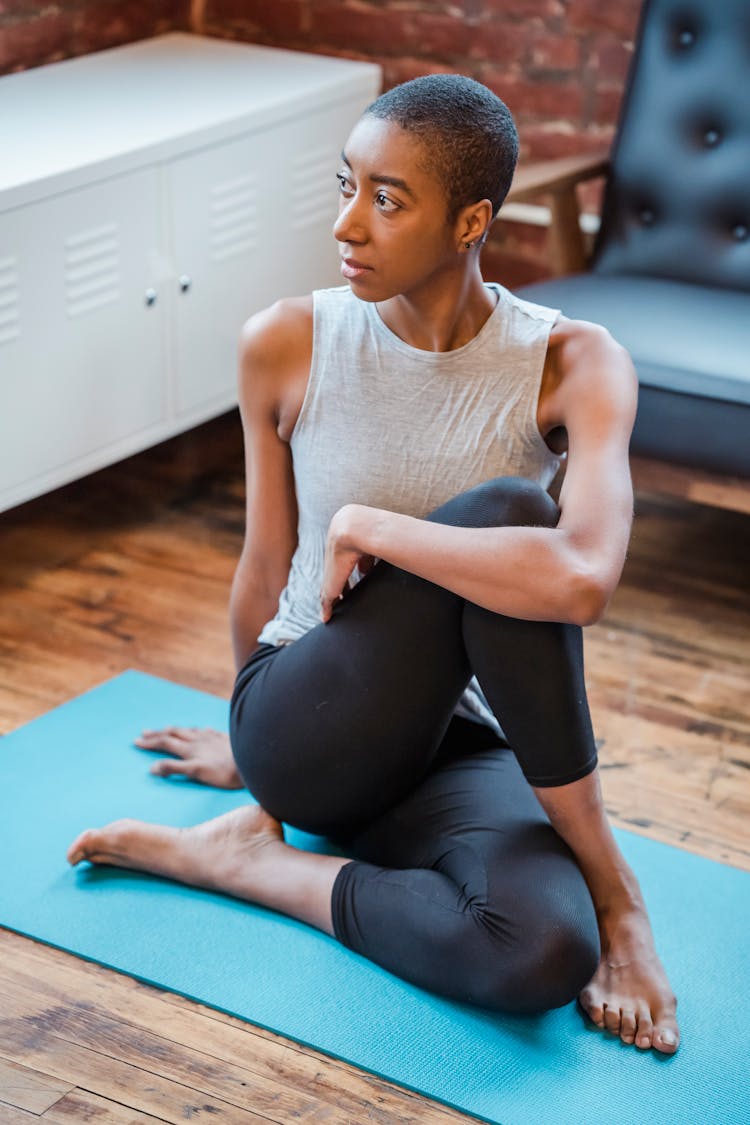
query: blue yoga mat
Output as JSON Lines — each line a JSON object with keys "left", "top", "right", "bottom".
{"left": 1, "top": 671, "right": 748, "bottom": 1125}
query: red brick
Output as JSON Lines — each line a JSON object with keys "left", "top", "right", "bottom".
{"left": 483, "top": 0, "right": 564, "bottom": 20}
{"left": 494, "top": 220, "right": 549, "bottom": 257}
{"left": 0, "top": 0, "right": 74, "bottom": 15}
{"left": 528, "top": 30, "right": 582, "bottom": 72}
{"left": 308, "top": 41, "right": 380, "bottom": 67}
{"left": 589, "top": 84, "right": 625, "bottom": 128}
{"left": 0, "top": 10, "right": 75, "bottom": 73}
{"left": 482, "top": 70, "right": 585, "bottom": 121}
{"left": 481, "top": 241, "right": 554, "bottom": 287}
{"left": 520, "top": 122, "right": 614, "bottom": 160}
{"left": 173, "top": 3, "right": 192, "bottom": 32}
{"left": 380, "top": 53, "right": 458, "bottom": 91}
{"left": 466, "top": 18, "right": 530, "bottom": 66}
{"left": 310, "top": 2, "right": 415, "bottom": 57}
{"left": 483, "top": 219, "right": 552, "bottom": 285}
{"left": 411, "top": 11, "right": 473, "bottom": 61}
{"left": 567, "top": 0, "right": 641, "bottom": 40}
{"left": 71, "top": 0, "right": 179, "bottom": 55}
{"left": 208, "top": 0, "right": 307, "bottom": 39}
{"left": 587, "top": 34, "right": 634, "bottom": 84}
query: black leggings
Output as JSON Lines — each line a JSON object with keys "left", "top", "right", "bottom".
{"left": 229, "top": 477, "right": 601, "bottom": 1014}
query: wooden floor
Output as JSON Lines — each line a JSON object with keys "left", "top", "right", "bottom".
{"left": 1, "top": 412, "right": 748, "bottom": 1123}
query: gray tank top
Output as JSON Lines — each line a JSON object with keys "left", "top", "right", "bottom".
{"left": 258, "top": 282, "right": 561, "bottom": 734}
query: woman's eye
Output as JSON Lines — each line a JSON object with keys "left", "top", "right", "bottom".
{"left": 336, "top": 172, "right": 354, "bottom": 196}
{"left": 375, "top": 191, "right": 399, "bottom": 213}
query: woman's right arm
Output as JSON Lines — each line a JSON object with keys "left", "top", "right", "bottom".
{"left": 229, "top": 299, "right": 312, "bottom": 672}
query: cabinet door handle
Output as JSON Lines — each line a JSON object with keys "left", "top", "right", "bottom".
{"left": 144, "top": 288, "right": 158, "bottom": 306}
{"left": 179, "top": 275, "right": 192, "bottom": 293}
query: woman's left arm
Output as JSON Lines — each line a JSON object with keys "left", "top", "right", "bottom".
{"left": 320, "top": 322, "right": 638, "bottom": 627}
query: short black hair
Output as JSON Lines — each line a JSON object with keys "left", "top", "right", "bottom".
{"left": 363, "top": 74, "right": 519, "bottom": 222}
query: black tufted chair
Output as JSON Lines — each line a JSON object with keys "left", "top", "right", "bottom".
{"left": 506, "top": 0, "right": 750, "bottom": 500}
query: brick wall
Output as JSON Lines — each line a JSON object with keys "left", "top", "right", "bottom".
{"left": 0, "top": 1, "right": 189, "bottom": 72}
{"left": 1, "top": 0, "right": 644, "bottom": 283}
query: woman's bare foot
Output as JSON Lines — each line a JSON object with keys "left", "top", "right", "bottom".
{"left": 67, "top": 804, "right": 348, "bottom": 935}
{"left": 579, "top": 896, "right": 680, "bottom": 1054}
{"left": 67, "top": 803, "right": 282, "bottom": 888}
{"left": 134, "top": 726, "right": 243, "bottom": 789}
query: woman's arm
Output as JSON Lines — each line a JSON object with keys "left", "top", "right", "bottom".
{"left": 230, "top": 300, "right": 312, "bottom": 671}
{"left": 320, "top": 321, "right": 638, "bottom": 627}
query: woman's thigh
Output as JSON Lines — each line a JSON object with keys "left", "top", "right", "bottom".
{"left": 230, "top": 560, "right": 472, "bottom": 834}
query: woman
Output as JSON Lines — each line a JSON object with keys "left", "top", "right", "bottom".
{"left": 68, "top": 75, "right": 679, "bottom": 1053}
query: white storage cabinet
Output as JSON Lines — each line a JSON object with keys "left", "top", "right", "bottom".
{"left": 0, "top": 33, "right": 381, "bottom": 512}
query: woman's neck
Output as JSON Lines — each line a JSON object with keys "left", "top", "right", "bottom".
{"left": 376, "top": 268, "right": 498, "bottom": 353}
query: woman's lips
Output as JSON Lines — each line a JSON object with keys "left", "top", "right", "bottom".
{"left": 341, "top": 258, "right": 373, "bottom": 280}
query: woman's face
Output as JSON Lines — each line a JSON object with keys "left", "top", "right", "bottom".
{"left": 333, "top": 115, "right": 461, "bottom": 302}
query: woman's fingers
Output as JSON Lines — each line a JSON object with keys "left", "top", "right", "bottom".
{"left": 132, "top": 728, "right": 240, "bottom": 789}
{"left": 320, "top": 551, "right": 378, "bottom": 621}
{"left": 319, "top": 554, "right": 353, "bottom": 620}
{"left": 319, "top": 590, "right": 342, "bottom": 624}
{"left": 142, "top": 725, "right": 195, "bottom": 740}
{"left": 134, "top": 728, "right": 200, "bottom": 757}
{"left": 134, "top": 734, "right": 186, "bottom": 756}
{"left": 321, "top": 506, "right": 371, "bottom": 622}
{"left": 149, "top": 757, "right": 198, "bottom": 780}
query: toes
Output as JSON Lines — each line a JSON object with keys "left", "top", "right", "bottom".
{"left": 603, "top": 1004, "right": 622, "bottom": 1036}
{"left": 653, "top": 1021, "right": 680, "bottom": 1054}
{"left": 67, "top": 827, "right": 101, "bottom": 865}
{"left": 578, "top": 988, "right": 606, "bottom": 1029}
{"left": 635, "top": 1013, "right": 653, "bottom": 1049}
{"left": 67, "top": 819, "right": 138, "bottom": 866}
{"left": 619, "top": 1009, "right": 637, "bottom": 1044}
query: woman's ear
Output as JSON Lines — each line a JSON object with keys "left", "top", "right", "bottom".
{"left": 456, "top": 199, "right": 493, "bottom": 251}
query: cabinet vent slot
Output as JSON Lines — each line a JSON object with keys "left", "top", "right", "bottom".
{"left": 291, "top": 145, "right": 340, "bottom": 231}
{"left": 0, "top": 255, "right": 21, "bottom": 345}
{"left": 210, "top": 172, "right": 259, "bottom": 260}
{"left": 65, "top": 222, "right": 121, "bottom": 317}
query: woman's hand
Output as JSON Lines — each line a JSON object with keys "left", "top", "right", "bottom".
{"left": 320, "top": 504, "right": 378, "bottom": 623}
{"left": 133, "top": 726, "right": 244, "bottom": 789}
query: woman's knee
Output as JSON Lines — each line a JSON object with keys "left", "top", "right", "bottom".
{"left": 426, "top": 477, "right": 559, "bottom": 532}
{"left": 458, "top": 901, "right": 600, "bottom": 1014}
{"left": 501, "top": 922, "right": 600, "bottom": 1014}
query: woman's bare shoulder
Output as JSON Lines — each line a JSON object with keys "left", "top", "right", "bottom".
{"left": 239, "top": 295, "right": 314, "bottom": 369}
{"left": 237, "top": 296, "right": 314, "bottom": 436}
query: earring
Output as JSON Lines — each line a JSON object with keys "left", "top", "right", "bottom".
{"left": 464, "top": 241, "right": 473, "bottom": 250}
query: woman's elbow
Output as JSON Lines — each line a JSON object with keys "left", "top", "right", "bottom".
{"left": 567, "top": 565, "right": 611, "bottom": 627}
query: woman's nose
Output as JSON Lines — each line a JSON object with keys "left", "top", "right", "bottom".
{"left": 333, "top": 195, "right": 367, "bottom": 245}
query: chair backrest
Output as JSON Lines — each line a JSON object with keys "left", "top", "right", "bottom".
{"left": 593, "top": 0, "right": 750, "bottom": 292}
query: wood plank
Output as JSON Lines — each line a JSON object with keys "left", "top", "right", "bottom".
{"left": 0, "top": 977, "right": 336, "bottom": 1125}
{"left": 0, "top": 1040, "right": 269, "bottom": 1125}
{"left": 0, "top": 931, "right": 479, "bottom": 1125}
{"left": 42, "top": 1089, "right": 167, "bottom": 1122}
{"left": 0, "top": 1058, "right": 71, "bottom": 1115}
{"left": 506, "top": 151, "right": 609, "bottom": 204}
{"left": 632, "top": 456, "right": 750, "bottom": 515}
{"left": 0, "top": 1104, "right": 41, "bottom": 1123}
{"left": 0, "top": 968, "right": 273, "bottom": 1125}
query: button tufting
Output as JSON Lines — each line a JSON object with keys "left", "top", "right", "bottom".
{"left": 639, "top": 208, "right": 656, "bottom": 226}
{"left": 732, "top": 224, "right": 748, "bottom": 242}
{"left": 678, "top": 29, "right": 695, "bottom": 47}
{"left": 704, "top": 128, "right": 721, "bottom": 147}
